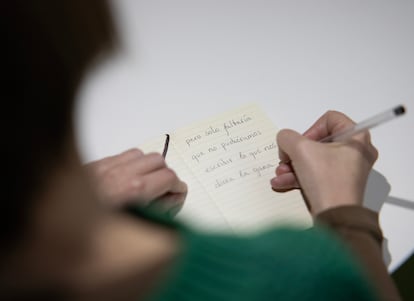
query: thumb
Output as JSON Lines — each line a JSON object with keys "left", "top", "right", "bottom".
{"left": 277, "top": 129, "right": 307, "bottom": 162}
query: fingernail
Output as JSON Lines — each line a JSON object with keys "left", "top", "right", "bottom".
{"left": 270, "top": 177, "right": 280, "bottom": 187}
{"left": 180, "top": 181, "right": 188, "bottom": 192}
{"left": 279, "top": 160, "right": 291, "bottom": 165}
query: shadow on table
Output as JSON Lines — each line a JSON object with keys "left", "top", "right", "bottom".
{"left": 363, "top": 169, "right": 414, "bottom": 268}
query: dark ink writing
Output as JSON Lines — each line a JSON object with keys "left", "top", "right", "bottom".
{"left": 214, "top": 177, "right": 235, "bottom": 188}
{"left": 205, "top": 157, "right": 233, "bottom": 173}
{"left": 253, "top": 163, "right": 275, "bottom": 177}
{"left": 208, "top": 146, "right": 218, "bottom": 153}
{"left": 220, "top": 131, "right": 262, "bottom": 151}
{"left": 205, "top": 126, "right": 221, "bottom": 136}
{"left": 223, "top": 114, "right": 253, "bottom": 136}
{"left": 191, "top": 151, "right": 205, "bottom": 163}
{"left": 186, "top": 134, "right": 202, "bottom": 147}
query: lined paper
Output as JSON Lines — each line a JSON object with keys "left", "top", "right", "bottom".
{"left": 170, "top": 104, "right": 312, "bottom": 233}
{"left": 139, "top": 136, "right": 231, "bottom": 232}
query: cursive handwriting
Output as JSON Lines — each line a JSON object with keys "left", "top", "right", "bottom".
{"left": 220, "top": 130, "right": 262, "bottom": 151}
{"left": 205, "top": 157, "right": 233, "bottom": 173}
{"left": 223, "top": 114, "right": 253, "bottom": 136}
{"left": 186, "top": 134, "right": 202, "bottom": 148}
{"left": 214, "top": 177, "right": 235, "bottom": 188}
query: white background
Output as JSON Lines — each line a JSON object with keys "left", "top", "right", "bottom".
{"left": 75, "top": 0, "right": 414, "bottom": 272}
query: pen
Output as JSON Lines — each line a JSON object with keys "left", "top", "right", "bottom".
{"left": 319, "top": 105, "right": 406, "bottom": 143}
{"left": 162, "top": 134, "right": 170, "bottom": 158}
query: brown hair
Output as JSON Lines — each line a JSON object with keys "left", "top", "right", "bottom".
{"left": 0, "top": 0, "right": 114, "bottom": 248}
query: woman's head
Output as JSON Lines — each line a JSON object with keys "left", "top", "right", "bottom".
{"left": 1, "top": 0, "right": 114, "bottom": 250}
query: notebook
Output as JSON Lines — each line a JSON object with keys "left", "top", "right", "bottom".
{"left": 139, "top": 103, "right": 312, "bottom": 233}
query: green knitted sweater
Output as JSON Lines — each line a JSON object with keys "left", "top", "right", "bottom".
{"left": 128, "top": 208, "right": 377, "bottom": 301}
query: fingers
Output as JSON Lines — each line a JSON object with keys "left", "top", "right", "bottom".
{"left": 127, "top": 168, "right": 187, "bottom": 204}
{"left": 123, "top": 152, "right": 167, "bottom": 175}
{"left": 272, "top": 110, "right": 378, "bottom": 214}
{"left": 276, "top": 129, "right": 307, "bottom": 161}
{"left": 301, "top": 111, "right": 376, "bottom": 161}
{"left": 105, "top": 148, "right": 144, "bottom": 171}
{"left": 85, "top": 149, "right": 188, "bottom": 209}
{"left": 117, "top": 152, "right": 187, "bottom": 202}
{"left": 85, "top": 148, "right": 144, "bottom": 175}
{"left": 146, "top": 192, "right": 186, "bottom": 217}
{"left": 270, "top": 172, "right": 299, "bottom": 191}
{"left": 117, "top": 148, "right": 144, "bottom": 164}
{"left": 302, "top": 110, "right": 356, "bottom": 141}
{"left": 110, "top": 152, "right": 187, "bottom": 204}
{"left": 120, "top": 168, "right": 187, "bottom": 205}
{"left": 276, "top": 129, "right": 301, "bottom": 164}
{"left": 278, "top": 148, "right": 290, "bottom": 164}
{"left": 275, "top": 162, "right": 293, "bottom": 176}
{"left": 271, "top": 129, "right": 307, "bottom": 192}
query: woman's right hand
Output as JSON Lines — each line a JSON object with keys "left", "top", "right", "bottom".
{"left": 270, "top": 111, "right": 378, "bottom": 216}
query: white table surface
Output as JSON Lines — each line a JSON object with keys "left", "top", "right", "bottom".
{"left": 75, "top": 0, "right": 414, "bottom": 272}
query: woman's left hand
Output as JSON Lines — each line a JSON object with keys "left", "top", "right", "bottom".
{"left": 84, "top": 148, "right": 187, "bottom": 215}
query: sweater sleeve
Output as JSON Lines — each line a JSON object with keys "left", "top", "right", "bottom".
{"left": 145, "top": 225, "right": 378, "bottom": 301}
{"left": 315, "top": 206, "right": 401, "bottom": 301}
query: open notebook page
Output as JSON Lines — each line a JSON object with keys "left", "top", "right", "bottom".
{"left": 139, "top": 136, "right": 231, "bottom": 232}
{"left": 171, "top": 104, "right": 312, "bottom": 233}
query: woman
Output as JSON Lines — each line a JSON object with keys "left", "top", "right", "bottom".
{"left": 1, "top": 1, "right": 400, "bottom": 300}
